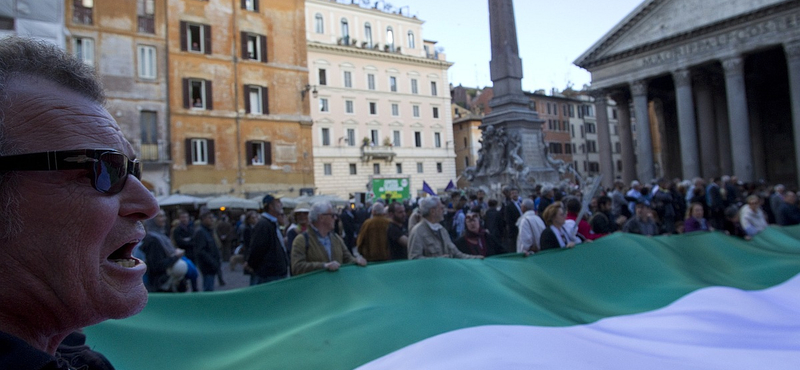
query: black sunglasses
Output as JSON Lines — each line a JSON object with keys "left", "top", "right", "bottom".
{"left": 0, "top": 149, "right": 141, "bottom": 195}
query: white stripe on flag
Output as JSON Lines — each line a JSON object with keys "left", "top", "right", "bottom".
{"left": 359, "top": 273, "right": 800, "bottom": 370}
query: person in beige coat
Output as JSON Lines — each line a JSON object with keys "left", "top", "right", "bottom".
{"left": 291, "top": 201, "right": 367, "bottom": 275}
{"left": 408, "top": 196, "right": 483, "bottom": 260}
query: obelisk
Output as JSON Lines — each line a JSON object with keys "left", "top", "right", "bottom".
{"left": 471, "top": 0, "right": 559, "bottom": 192}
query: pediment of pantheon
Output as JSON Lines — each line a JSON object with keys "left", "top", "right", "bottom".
{"left": 575, "top": 0, "right": 787, "bottom": 68}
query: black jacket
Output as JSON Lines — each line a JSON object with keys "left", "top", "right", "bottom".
{"left": 247, "top": 215, "right": 289, "bottom": 278}
{"left": 193, "top": 225, "right": 221, "bottom": 275}
{"left": 139, "top": 234, "right": 181, "bottom": 292}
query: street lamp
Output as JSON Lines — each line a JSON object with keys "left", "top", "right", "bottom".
{"left": 301, "top": 84, "right": 318, "bottom": 100}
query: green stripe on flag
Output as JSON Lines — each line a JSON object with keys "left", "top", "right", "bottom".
{"left": 85, "top": 226, "right": 800, "bottom": 370}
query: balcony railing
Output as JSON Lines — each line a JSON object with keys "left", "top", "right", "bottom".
{"left": 361, "top": 145, "right": 395, "bottom": 162}
{"left": 73, "top": 6, "right": 93, "bottom": 25}
{"left": 134, "top": 139, "right": 170, "bottom": 163}
{"left": 138, "top": 15, "right": 155, "bottom": 34}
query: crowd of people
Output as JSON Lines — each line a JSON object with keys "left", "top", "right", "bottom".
{"left": 141, "top": 175, "right": 800, "bottom": 295}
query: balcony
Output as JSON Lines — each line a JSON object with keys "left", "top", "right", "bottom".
{"left": 361, "top": 145, "right": 395, "bottom": 162}
{"left": 134, "top": 139, "right": 170, "bottom": 164}
{"left": 138, "top": 15, "right": 155, "bottom": 34}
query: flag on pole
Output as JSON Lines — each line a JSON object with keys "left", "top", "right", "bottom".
{"left": 444, "top": 180, "right": 456, "bottom": 192}
{"left": 422, "top": 180, "right": 436, "bottom": 196}
{"left": 85, "top": 226, "right": 800, "bottom": 370}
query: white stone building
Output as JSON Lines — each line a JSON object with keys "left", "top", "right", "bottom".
{"left": 305, "top": 0, "right": 454, "bottom": 200}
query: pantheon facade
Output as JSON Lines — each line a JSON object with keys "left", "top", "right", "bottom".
{"left": 576, "top": 0, "right": 800, "bottom": 188}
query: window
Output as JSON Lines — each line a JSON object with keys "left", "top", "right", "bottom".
{"left": 549, "top": 142, "right": 562, "bottom": 154}
{"left": 242, "top": 32, "right": 267, "bottom": 62}
{"left": 386, "top": 27, "right": 394, "bottom": 51}
{"left": 571, "top": 124, "right": 575, "bottom": 138}
{"left": 587, "top": 140, "right": 597, "bottom": 153}
{"left": 319, "top": 98, "right": 329, "bottom": 112}
{"left": 318, "top": 69, "right": 327, "bottom": 85}
{"left": 617, "top": 160, "right": 623, "bottom": 172}
{"left": 364, "top": 22, "right": 372, "bottom": 47}
{"left": 463, "top": 137, "right": 467, "bottom": 148}
{"left": 247, "top": 141, "right": 271, "bottom": 165}
{"left": 324, "top": 163, "right": 332, "bottom": 175}
{"left": 411, "top": 79, "right": 418, "bottom": 94}
{"left": 343, "top": 71, "right": 352, "bottom": 88}
{"left": 137, "top": 0, "right": 155, "bottom": 33}
{"left": 612, "top": 108, "right": 618, "bottom": 120}
{"left": 0, "top": 17, "right": 13, "bottom": 30}
{"left": 569, "top": 104, "right": 575, "bottom": 118}
{"left": 74, "top": 37, "right": 94, "bottom": 66}
{"left": 615, "top": 142, "right": 622, "bottom": 153}
{"left": 390, "top": 76, "right": 397, "bottom": 92}
{"left": 414, "top": 132, "right": 422, "bottom": 147}
{"left": 369, "top": 102, "right": 377, "bottom": 115}
{"left": 436, "top": 162, "right": 442, "bottom": 173}
{"left": 137, "top": 45, "right": 156, "bottom": 79}
{"left": 370, "top": 129, "right": 379, "bottom": 145}
{"left": 181, "top": 22, "right": 210, "bottom": 54}
{"left": 244, "top": 85, "right": 268, "bottom": 114}
{"left": 573, "top": 143, "right": 577, "bottom": 154}
{"left": 417, "top": 162, "right": 423, "bottom": 173}
{"left": 321, "top": 128, "right": 330, "bottom": 146}
{"left": 585, "top": 122, "right": 596, "bottom": 134}
{"left": 413, "top": 105, "right": 420, "bottom": 117}
{"left": 565, "top": 143, "right": 572, "bottom": 154}
{"left": 187, "top": 138, "right": 214, "bottom": 165}
{"left": 347, "top": 128, "right": 355, "bottom": 146}
{"left": 341, "top": 18, "right": 349, "bottom": 44}
{"left": 349, "top": 163, "right": 357, "bottom": 175}
{"left": 430, "top": 81, "right": 437, "bottom": 96}
{"left": 434, "top": 132, "right": 441, "bottom": 148}
{"left": 407, "top": 31, "right": 415, "bottom": 49}
{"left": 563, "top": 104, "right": 568, "bottom": 116}
{"left": 183, "top": 78, "right": 212, "bottom": 110}
{"left": 391, "top": 103, "right": 399, "bottom": 116}
{"left": 589, "top": 162, "right": 600, "bottom": 172}
{"left": 139, "top": 111, "right": 158, "bottom": 161}
{"left": 373, "top": 163, "right": 380, "bottom": 174}
{"left": 367, "top": 74, "right": 375, "bottom": 90}
{"left": 242, "top": 0, "right": 258, "bottom": 11}
{"left": 432, "top": 107, "right": 439, "bottom": 119}
{"left": 314, "top": 13, "right": 324, "bottom": 34}
{"left": 396, "top": 163, "right": 403, "bottom": 174}
{"left": 465, "top": 156, "right": 470, "bottom": 167}
{"left": 73, "top": 0, "right": 93, "bottom": 25}
{"left": 393, "top": 130, "right": 401, "bottom": 147}
{"left": 345, "top": 100, "right": 354, "bottom": 114}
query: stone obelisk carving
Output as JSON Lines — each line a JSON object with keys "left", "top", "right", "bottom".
{"left": 466, "top": 0, "right": 560, "bottom": 193}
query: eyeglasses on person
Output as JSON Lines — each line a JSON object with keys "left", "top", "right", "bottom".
{"left": 0, "top": 149, "right": 142, "bottom": 195}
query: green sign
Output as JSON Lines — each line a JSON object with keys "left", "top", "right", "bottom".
{"left": 372, "top": 178, "right": 410, "bottom": 201}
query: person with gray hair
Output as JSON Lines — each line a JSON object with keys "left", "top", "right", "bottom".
{"left": 292, "top": 201, "right": 367, "bottom": 275}
{"left": 516, "top": 198, "right": 546, "bottom": 254}
{"left": 408, "top": 196, "right": 483, "bottom": 260}
{"left": 0, "top": 37, "right": 159, "bottom": 367}
{"left": 355, "top": 202, "right": 392, "bottom": 261}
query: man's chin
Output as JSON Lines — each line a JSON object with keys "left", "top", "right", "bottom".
{"left": 104, "top": 284, "right": 149, "bottom": 320}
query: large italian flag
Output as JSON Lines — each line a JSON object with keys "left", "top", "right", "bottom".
{"left": 86, "top": 226, "right": 800, "bottom": 369}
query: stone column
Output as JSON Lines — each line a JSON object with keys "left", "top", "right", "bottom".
{"left": 722, "top": 56, "right": 754, "bottom": 182}
{"left": 693, "top": 74, "right": 719, "bottom": 178}
{"left": 712, "top": 74, "right": 733, "bottom": 175}
{"left": 673, "top": 69, "right": 700, "bottom": 179}
{"left": 631, "top": 80, "right": 654, "bottom": 182}
{"left": 591, "top": 90, "right": 614, "bottom": 189}
{"left": 785, "top": 40, "right": 800, "bottom": 186}
{"left": 610, "top": 90, "right": 636, "bottom": 185}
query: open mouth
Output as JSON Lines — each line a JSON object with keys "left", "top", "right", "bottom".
{"left": 108, "top": 241, "right": 141, "bottom": 268}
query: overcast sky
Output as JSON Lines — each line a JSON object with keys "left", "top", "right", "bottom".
{"left": 374, "top": 0, "right": 644, "bottom": 92}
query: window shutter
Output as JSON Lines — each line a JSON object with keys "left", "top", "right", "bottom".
{"left": 254, "top": 0, "right": 259, "bottom": 12}
{"left": 180, "top": 21, "right": 187, "bottom": 51}
{"left": 261, "top": 87, "right": 269, "bottom": 115}
{"left": 243, "top": 84, "right": 251, "bottom": 113}
{"left": 182, "top": 78, "right": 190, "bottom": 108}
{"left": 185, "top": 138, "right": 192, "bottom": 165}
{"left": 203, "top": 25, "right": 212, "bottom": 54}
{"left": 207, "top": 139, "right": 215, "bottom": 164}
{"left": 245, "top": 141, "right": 253, "bottom": 166}
{"left": 240, "top": 0, "right": 246, "bottom": 9}
{"left": 264, "top": 141, "right": 272, "bottom": 165}
{"left": 260, "top": 34, "right": 268, "bottom": 63}
{"left": 205, "top": 80, "right": 213, "bottom": 110}
{"left": 240, "top": 31, "right": 247, "bottom": 59}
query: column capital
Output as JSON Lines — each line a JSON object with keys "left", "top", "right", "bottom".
{"left": 721, "top": 56, "right": 744, "bottom": 76}
{"left": 672, "top": 69, "right": 692, "bottom": 87}
{"left": 589, "top": 89, "right": 608, "bottom": 104}
{"left": 630, "top": 80, "right": 648, "bottom": 96}
{"left": 784, "top": 40, "right": 800, "bottom": 60}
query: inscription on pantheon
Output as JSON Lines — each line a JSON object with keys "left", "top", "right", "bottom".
{"left": 641, "top": 12, "right": 800, "bottom": 67}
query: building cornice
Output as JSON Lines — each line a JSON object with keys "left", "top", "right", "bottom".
{"left": 575, "top": 0, "right": 800, "bottom": 70}
{"left": 307, "top": 0, "right": 425, "bottom": 24}
{"left": 307, "top": 42, "right": 453, "bottom": 68}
